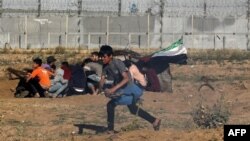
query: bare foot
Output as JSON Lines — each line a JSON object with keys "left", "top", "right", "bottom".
{"left": 92, "top": 92, "right": 98, "bottom": 96}
{"left": 153, "top": 119, "right": 161, "bottom": 131}
{"left": 92, "top": 89, "right": 99, "bottom": 96}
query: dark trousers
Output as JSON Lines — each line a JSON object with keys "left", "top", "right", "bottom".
{"left": 107, "top": 100, "right": 156, "bottom": 131}
{"left": 27, "top": 78, "right": 46, "bottom": 97}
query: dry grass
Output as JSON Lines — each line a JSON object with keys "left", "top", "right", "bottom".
{"left": 192, "top": 94, "right": 231, "bottom": 128}
{"left": 0, "top": 48, "right": 249, "bottom": 140}
{"left": 188, "top": 49, "right": 250, "bottom": 63}
{"left": 1, "top": 47, "right": 250, "bottom": 63}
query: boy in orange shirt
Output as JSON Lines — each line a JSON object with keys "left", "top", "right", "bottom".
{"left": 26, "top": 58, "right": 51, "bottom": 98}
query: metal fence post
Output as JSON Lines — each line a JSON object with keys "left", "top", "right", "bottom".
{"left": 213, "top": 34, "right": 216, "bottom": 50}
{"left": 24, "top": 15, "right": 27, "bottom": 49}
{"left": 192, "top": 15, "right": 194, "bottom": 48}
{"left": 106, "top": 16, "right": 109, "bottom": 45}
{"left": 160, "top": 0, "right": 165, "bottom": 48}
{"left": 223, "top": 36, "right": 226, "bottom": 50}
{"left": 59, "top": 35, "right": 62, "bottom": 46}
{"left": 99, "top": 36, "right": 101, "bottom": 48}
{"left": 48, "top": 32, "right": 50, "bottom": 48}
{"left": 88, "top": 33, "right": 91, "bottom": 49}
{"left": 147, "top": 13, "right": 150, "bottom": 49}
{"left": 37, "top": 0, "right": 41, "bottom": 17}
{"left": 65, "top": 15, "right": 68, "bottom": 48}
{"left": 128, "top": 33, "right": 131, "bottom": 48}
{"left": 138, "top": 35, "right": 141, "bottom": 48}
{"left": 234, "top": 16, "right": 237, "bottom": 49}
{"left": 7, "top": 32, "right": 10, "bottom": 44}
{"left": 19, "top": 35, "right": 21, "bottom": 49}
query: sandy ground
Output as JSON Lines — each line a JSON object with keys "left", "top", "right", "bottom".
{"left": 0, "top": 54, "right": 250, "bottom": 141}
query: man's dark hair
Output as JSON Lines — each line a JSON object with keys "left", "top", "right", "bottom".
{"left": 33, "top": 58, "right": 42, "bottom": 66}
{"left": 61, "top": 61, "right": 69, "bottom": 67}
{"left": 47, "top": 56, "right": 56, "bottom": 64}
{"left": 91, "top": 51, "right": 99, "bottom": 56}
{"left": 81, "top": 58, "right": 92, "bottom": 67}
{"left": 51, "top": 64, "right": 56, "bottom": 70}
{"left": 99, "top": 45, "right": 113, "bottom": 57}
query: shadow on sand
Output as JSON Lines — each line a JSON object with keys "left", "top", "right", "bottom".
{"left": 74, "top": 124, "right": 107, "bottom": 134}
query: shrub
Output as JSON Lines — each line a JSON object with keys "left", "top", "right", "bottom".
{"left": 120, "top": 119, "right": 142, "bottom": 131}
{"left": 192, "top": 94, "right": 230, "bottom": 128}
{"left": 54, "top": 46, "right": 65, "bottom": 54}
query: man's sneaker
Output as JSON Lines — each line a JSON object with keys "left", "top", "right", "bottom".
{"left": 19, "top": 91, "right": 30, "bottom": 98}
{"left": 34, "top": 93, "right": 40, "bottom": 98}
{"left": 52, "top": 94, "right": 58, "bottom": 98}
{"left": 44, "top": 91, "right": 50, "bottom": 98}
{"left": 48, "top": 93, "right": 57, "bottom": 98}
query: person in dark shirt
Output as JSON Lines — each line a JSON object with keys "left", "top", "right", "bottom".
{"left": 99, "top": 45, "right": 161, "bottom": 133}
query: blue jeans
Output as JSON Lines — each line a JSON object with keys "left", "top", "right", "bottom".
{"left": 49, "top": 83, "right": 62, "bottom": 93}
{"left": 49, "top": 82, "right": 68, "bottom": 97}
{"left": 107, "top": 83, "right": 156, "bottom": 131}
{"left": 113, "top": 83, "right": 143, "bottom": 105}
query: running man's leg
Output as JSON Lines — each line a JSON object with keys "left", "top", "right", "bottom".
{"left": 127, "top": 103, "right": 161, "bottom": 131}
{"left": 127, "top": 103, "right": 156, "bottom": 124}
{"left": 107, "top": 100, "right": 116, "bottom": 131}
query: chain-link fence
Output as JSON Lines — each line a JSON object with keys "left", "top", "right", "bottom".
{"left": 0, "top": 0, "right": 250, "bottom": 50}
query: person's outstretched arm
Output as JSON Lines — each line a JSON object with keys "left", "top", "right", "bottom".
{"left": 105, "top": 71, "right": 129, "bottom": 95}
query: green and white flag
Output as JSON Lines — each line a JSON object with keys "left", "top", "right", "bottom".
{"left": 152, "top": 39, "right": 187, "bottom": 57}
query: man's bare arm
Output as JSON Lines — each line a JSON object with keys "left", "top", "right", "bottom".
{"left": 99, "top": 75, "right": 106, "bottom": 91}
{"left": 106, "top": 71, "right": 129, "bottom": 95}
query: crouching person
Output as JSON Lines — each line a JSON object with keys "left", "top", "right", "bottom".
{"left": 99, "top": 45, "right": 161, "bottom": 133}
{"left": 26, "top": 58, "right": 51, "bottom": 98}
{"left": 48, "top": 62, "right": 70, "bottom": 98}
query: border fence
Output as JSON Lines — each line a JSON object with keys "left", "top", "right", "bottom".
{"left": 0, "top": 0, "right": 250, "bottom": 50}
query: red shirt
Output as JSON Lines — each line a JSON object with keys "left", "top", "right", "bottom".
{"left": 61, "top": 66, "right": 71, "bottom": 80}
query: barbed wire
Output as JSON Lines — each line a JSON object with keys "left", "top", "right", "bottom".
{"left": 0, "top": 0, "right": 249, "bottom": 18}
